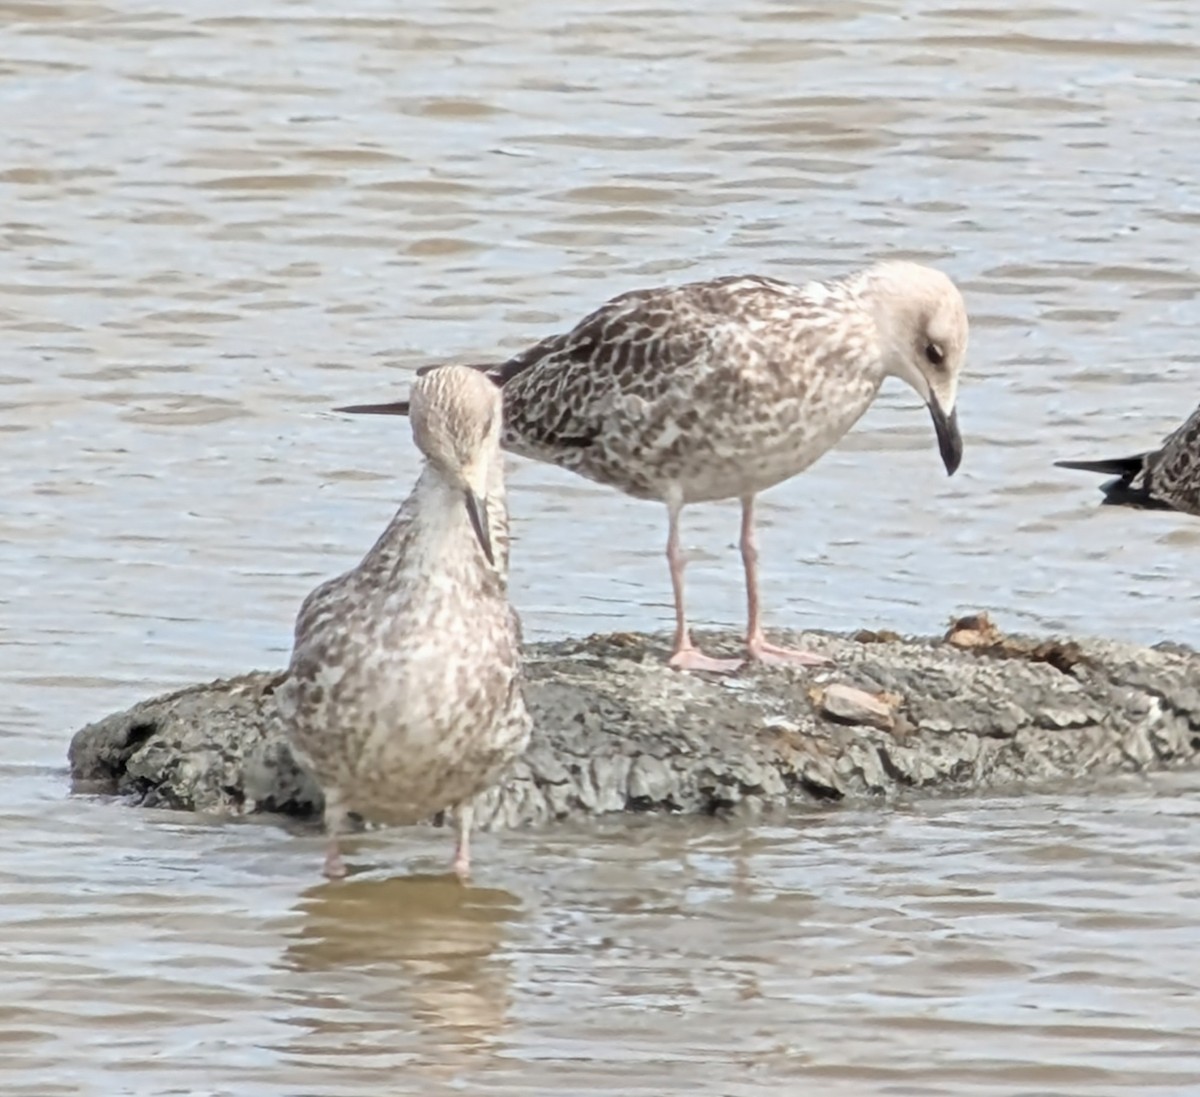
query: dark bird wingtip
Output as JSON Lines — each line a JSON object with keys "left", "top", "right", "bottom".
{"left": 1054, "top": 453, "right": 1146, "bottom": 476}
{"left": 1054, "top": 454, "right": 1174, "bottom": 510}
{"left": 1055, "top": 457, "right": 1108, "bottom": 473}
{"left": 334, "top": 401, "right": 411, "bottom": 416}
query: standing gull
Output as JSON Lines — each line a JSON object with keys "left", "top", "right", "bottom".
{"left": 341, "top": 260, "right": 968, "bottom": 672}
{"left": 1056, "top": 401, "right": 1200, "bottom": 517}
{"left": 277, "top": 365, "right": 531, "bottom": 880}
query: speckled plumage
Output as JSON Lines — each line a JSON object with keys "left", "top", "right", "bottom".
{"left": 276, "top": 366, "right": 531, "bottom": 878}
{"left": 1057, "top": 402, "right": 1200, "bottom": 516}
{"left": 345, "top": 260, "right": 969, "bottom": 671}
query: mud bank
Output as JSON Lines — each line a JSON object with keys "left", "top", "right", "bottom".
{"left": 68, "top": 616, "right": 1200, "bottom": 830}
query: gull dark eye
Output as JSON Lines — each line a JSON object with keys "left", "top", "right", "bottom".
{"left": 925, "top": 343, "right": 945, "bottom": 367}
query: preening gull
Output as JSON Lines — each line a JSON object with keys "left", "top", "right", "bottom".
{"left": 341, "top": 260, "right": 968, "bottom": 672}
{"left": 1057, "top": 401, "right": 1200, "bottom": 516}
{"left": 278, "top": 365, "right": 531, "bottom": 879}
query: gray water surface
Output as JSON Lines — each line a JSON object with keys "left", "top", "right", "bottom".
{"left": 3, "top": 0, "right": 1200, "bottom": 1092}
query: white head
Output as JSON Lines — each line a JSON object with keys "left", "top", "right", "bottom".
{"left": 860, "top": 260, "right": 968, "bottom": 475}
{"left": 339, "top": 366, "right": 503, "bottom": 565}
{"left": 409, "top": 366, "right": 504, "bottom": 564}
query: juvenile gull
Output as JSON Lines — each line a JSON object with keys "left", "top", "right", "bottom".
{"left": 1056, "top": 401, "right": 1200, "bottom": 516}
{"left": 277, "top": 365, "right": 531, "bottom": 879}
{"left": 341, "top": 260, "right": 968, "bottom": 672}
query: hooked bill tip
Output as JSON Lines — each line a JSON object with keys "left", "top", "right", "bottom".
{"left": 931, "top": 402, "right": 963, "bottom": 476}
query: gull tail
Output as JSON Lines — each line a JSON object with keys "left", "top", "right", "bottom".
{"left": 1055, "top": 453, "right": 1170, "bottom": 510}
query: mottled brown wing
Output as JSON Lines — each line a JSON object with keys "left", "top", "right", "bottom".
{"left": 290, "top": 575, "right": 342, "bottom": 652}
{"left": 494, "top": 278, "right": 786, "bottom": 452}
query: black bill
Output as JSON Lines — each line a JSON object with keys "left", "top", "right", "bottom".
{"left": 929, "top": 400, "right": 963, "bottom": 476}
{"left": 335, "top": 399, "right": 411, "bottom": 416}
{"left": 464, "top": 491, "right": 494, "bottom": 566}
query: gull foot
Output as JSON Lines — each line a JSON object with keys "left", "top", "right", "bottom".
{"left": 668, "top": 647, "right": 744, "bottom": 674}
{"left": 746, "top": 638, "right": 831, "bottom": 668}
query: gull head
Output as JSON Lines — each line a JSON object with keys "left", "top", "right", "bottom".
{"left": 409, "top": 366, "right": 503, "bottom": 566}
{"left": 863, "top": 260, "right": 968, "bottom": 476}
{"left": 338, "top": 366, "right": 503, "bottom": 566}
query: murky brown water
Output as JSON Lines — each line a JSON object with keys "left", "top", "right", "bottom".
{"left": 4, "top": 0, "right": 1200, "bottom": 1092}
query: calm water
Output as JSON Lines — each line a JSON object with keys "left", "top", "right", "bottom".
{"left": 3, "top": 0, "right": 1200, "bottom": 1092}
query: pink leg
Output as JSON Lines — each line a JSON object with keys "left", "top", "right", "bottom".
{"left": 322, "top": 795, "right": 349, "bottom": 879}
{"left": 451, "top": 803, "right": 473, "bottom": 882}
{"left": 740, "top": 495, "right": 830, "bottom": 667}
{"left": 323, "top": 839, "right": 347, "bottom": 880}
{"left": 664, "top": 498, "right": 742, "bottom": 674}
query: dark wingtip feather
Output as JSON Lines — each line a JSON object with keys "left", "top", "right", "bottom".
{"left": 1095, "top": 478, "right": 1173, "bottom": 510}
{"left": 1056, "top": 452, "right": 1175, "bottom": 510}
{"left": 334, "top": 401, "right": 411, "bottom": 416}
{"left": 1054, "top": 454, "right": 1146, "bottom": 476}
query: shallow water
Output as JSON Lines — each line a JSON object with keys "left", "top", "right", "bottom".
{"left": 3, "top": 0, "right": 1200, "bottom": 1092}
{"left": 8, "top": 775, "right": 1200, "bottom": 1095}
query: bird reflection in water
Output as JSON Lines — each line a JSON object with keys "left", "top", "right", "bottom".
{"left": 279, "top": 874, "right": 521, "bottom": 1079}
